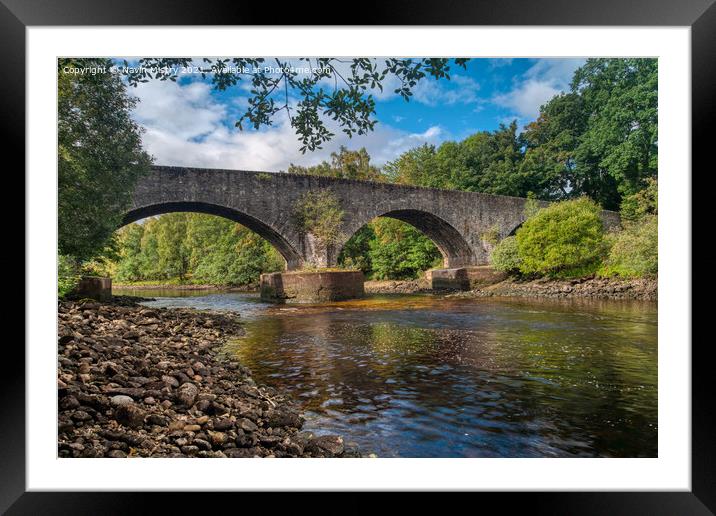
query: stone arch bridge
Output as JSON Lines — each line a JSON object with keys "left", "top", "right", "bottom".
{"left": 123, "top": 166, "right": 620, "bottom": 271}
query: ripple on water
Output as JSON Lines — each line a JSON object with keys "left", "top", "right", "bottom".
{"left": 132, "top": 290, "right": 657, "bottom": 458}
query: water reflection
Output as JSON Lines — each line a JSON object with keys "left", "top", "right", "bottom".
{"left": 134, "top": 290, "right": 657, "bottom": 457}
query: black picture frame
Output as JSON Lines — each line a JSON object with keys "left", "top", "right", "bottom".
{"left": 5, "top": 0, "right": 711, "bottom": 512}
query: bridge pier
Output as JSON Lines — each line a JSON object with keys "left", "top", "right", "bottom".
{"left": 260, "top": 270, "right": 365, "bottom": 303}
{"left": 425, "top": 266, "right": 507, "bottom": 291}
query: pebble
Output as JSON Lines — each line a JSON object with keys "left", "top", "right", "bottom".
{"left": 56, "top": 299, "right": 355, "bottom": 459}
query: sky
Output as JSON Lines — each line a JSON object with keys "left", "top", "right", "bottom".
{"left": 125, "top": 58, "right": 586, "bottom": 172}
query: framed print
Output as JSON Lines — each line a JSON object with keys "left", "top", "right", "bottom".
{"left": 6, "top": 0, "right": 713, "bottom": 512}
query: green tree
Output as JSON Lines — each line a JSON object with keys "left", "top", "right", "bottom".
{"left": 287, "top": 146, "right": 384, "bottom": 181}
{"left": 383, "top": 144, "right": 438, "bottom": 186}
{"left": 154, "top": 213, "right": 191, "bottom": 280}
{"left": 524, "top": 58, "right": 657, "bottom": 209}
{"left": 58, "top": 255, "right": 80, "bottom": 298}
{"left": 337, "top": 225, "right": 376, "bottom": 274}
{"left": 112, "top": 213, "right": 285, "bottom": 285}
{"left": 521, "top": 93, "right": 587, "bottom": 200}
{"left": 384, "top": 122, "right": 535, "bottom": 196}
{"left": 368, "top": 218, "right": 442, "bottom": 280}
{"left": 124, "top": 58, "right": 469, "bottom": 153}
{"left": 114, "top": 224, "right": 146, "bottom": 282}
{"left": 572, "top": 59, "right": 658, "bottom": 202}
{"left": 58, "top": 58, "right": 151, "bottom": 262}
{"left": 516, "top": 197, "right": 606, "bottom": 277}
{"left": 193, "top": 226, "right": 284, "bottom": 285}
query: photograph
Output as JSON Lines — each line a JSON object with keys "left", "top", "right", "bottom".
{"left": 10, "top": 6, "right": 707, "bottom": 507}
{"left": 56, "top": 56, "right": 659, "bottom": 459}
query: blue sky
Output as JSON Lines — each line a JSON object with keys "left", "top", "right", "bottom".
{"left": 126, "top": 58, "right": 585, "bottom": 171}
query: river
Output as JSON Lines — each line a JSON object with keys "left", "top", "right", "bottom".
{"left": 117, "top": 288, "right": 658, "bottom": 458}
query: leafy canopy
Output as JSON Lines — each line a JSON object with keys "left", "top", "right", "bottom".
{"left": 523, "top": 58, "right": 657, "bottom": 209}
{"left": 58, "top": 58, "right": 151, "bottom": 261}
{"left": 123, "top": 58, "right": 469, "bottom": 153}
{"left": 287, "top": 146, "right": 384, "bottom": 181}
{"left": 112, "top": 213, "right": 283, "bottom": 285}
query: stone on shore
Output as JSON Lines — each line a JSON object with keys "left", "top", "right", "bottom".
{"left": 57, "top": 298, "right": 354, "bottom": 458}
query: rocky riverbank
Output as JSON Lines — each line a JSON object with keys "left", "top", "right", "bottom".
{"left": 58, "top": 298, "right": 355, "bottom": 458}
{"left": 451, "top": 276, "right": 657, "bottom": 301}
{"left": 364, "top": 279, "right": 433, "bottom": 294}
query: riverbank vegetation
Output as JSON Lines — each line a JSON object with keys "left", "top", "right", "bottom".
{"left": 490, "top": 181, "right": 658, "bottom": 279}
{"left": 59, "top": 58, "right": 658, "bottom": 293}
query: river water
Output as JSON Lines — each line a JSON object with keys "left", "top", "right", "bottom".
{"left": 119, "top": 288, "right": 658, "bottom": 458}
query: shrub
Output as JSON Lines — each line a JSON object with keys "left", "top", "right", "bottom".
{"left": 490, "top": 236, "right": 522, "bottom": 274}
{"left": 58, "top": 254, "right": 80, "bottom": 298}
{"left": 480, "top": 224, "right": 501, "bottom": 253}
{"left": 516, "top": 197, "right": 605, "bottom": 277}
{"left": 293, "top": 190, "right": 345, "bottom": 251}
{"left": 620, "top": 177, "right": 657, "bottom": 223}
{"left": 600, "top": 215, "right": 657, "bottom": 277}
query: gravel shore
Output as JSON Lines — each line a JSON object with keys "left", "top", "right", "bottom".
{"left": 57, "top": 297, "right": 354, "bottom": 458}
{"left": 451, "top": 276, "right": 657, "bottom": 301}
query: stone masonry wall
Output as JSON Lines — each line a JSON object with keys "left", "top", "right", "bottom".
{"left": 125, "top": 166, "right": 621, "bottom": 270}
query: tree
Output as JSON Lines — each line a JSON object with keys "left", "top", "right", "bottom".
{"left": 122, "top": 58, "right": 469, "bottom": 152}
{"left": 154, "top": 214, "right": 191, "bottom": 281}
{"left": 601, "top": 216, "right": 657, "bottom": 278}
{"left": 521, "top": 93, "right": 587, "bottom": 200}
{"left": 385, "top": 122, "right": 535, "bottom": 196}
{"left": 287, "top": 146, "right": 384, "bottom": 181}
{"left": 112, "top": 213, "right": 285, "bottom": 285}
{"left": 337, "top": 225, "right": 375, "bottom": 274}
{"left": 114, "top": 223, "right": 145, "bottom": 282}
{"left": 600, "top": 178, "right": 658, "bottom": 278}
{"left": 368, "top": 219, "right": 442, "bottom": 280}
{"left": 192, "top": 225, "right": 284, "bottom": 285}
{"left": 619, "top": 177, "right": 657, "bottom": 222}
{"left": 58, "top": 58, "right": 152, "bottom": 262}
{"left": 523, "top": 58, "right": 657, "bottom": 209}
{"left": 572, "top": 59, "right": 658, "bottom": 202}
{"left": 383, "top": 144, "right": 437, "bottom": 186}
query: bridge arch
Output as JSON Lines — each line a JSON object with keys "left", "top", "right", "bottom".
{"left": 339, "top": 209, "right": 476, "bottom": 269}
{"left": 121, "top": 201, "right": 302, "bottom": 270}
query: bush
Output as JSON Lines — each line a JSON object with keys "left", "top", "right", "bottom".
{"left": 600, "top": 215, "right": 657, "bottom": 277}
{"left": 620, "top": 177, "right": 657, "bottom": 222}
{"left": 516, "top": 197, "right": 605, "bottom": 277}
{"left": 58, "top": 254, "right": 80, "bottom": 298}
{"left": 490, "top": 236, "right": 522, "bottom": 274}
{"left": 293, "top": 190, "right": 345, "bottom": 250}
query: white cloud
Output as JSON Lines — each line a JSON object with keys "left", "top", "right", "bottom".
{"left": 493, "top": 80, "right": 561, "bottom": 120}
{"left": 130, "top": 79, "right": 448, "bottom": 171}
{"left": 402, "top": 74, "right": 481, "bottom": 107}
{"left": 132, "top": 80, "right": 225, "bottom": 140}
{"left": 492, "top": 58, "right": 585, "bottom": 121}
